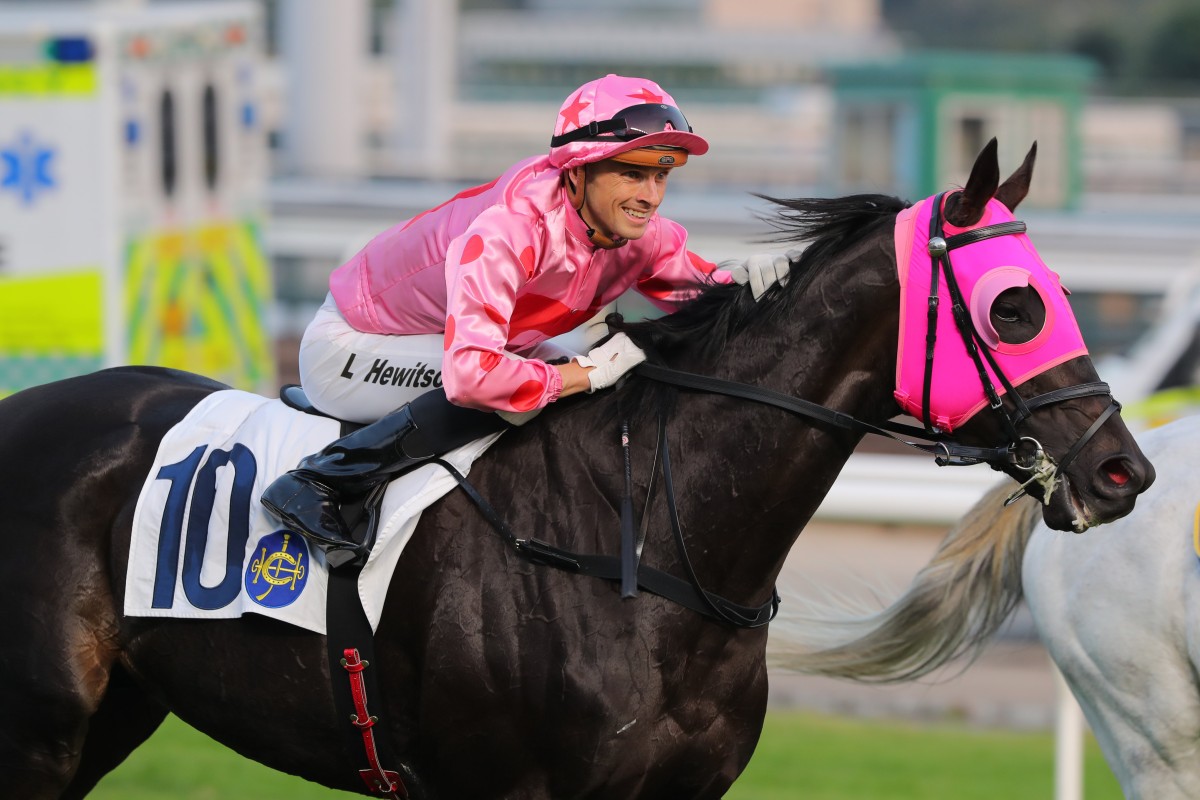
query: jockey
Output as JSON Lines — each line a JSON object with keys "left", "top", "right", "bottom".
{"left": 261, "top": 73, "right": 790, "bottom": 566}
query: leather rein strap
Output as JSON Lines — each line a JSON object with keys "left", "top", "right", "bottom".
{"left": 430, "top": 455, "right": 780, "bottom": 629}
{"left": 415, "top": 196, "right": 1120, "bottom": 631}
{"left": 637, "top": 363, "right": 1039, "bottom": 468}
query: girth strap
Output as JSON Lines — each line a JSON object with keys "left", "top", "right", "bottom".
{"left": 324, "top": 418, "right": 409, "bottom": 799}
{"left": 326, "top": 553, "right": 409, "bottom": 798}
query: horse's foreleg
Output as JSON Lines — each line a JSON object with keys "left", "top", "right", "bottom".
{"left": 0, "top": 613, "right": 115, "bottom": 797}
{"left": 58, "top": 665, "right": 168, "bottom": 800}
{"left": 0, "top": 547, "right": 127, "bottom": 798}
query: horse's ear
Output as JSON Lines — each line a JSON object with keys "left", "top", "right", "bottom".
{"left": 995, "top": 142, "right": 1037, "bottom": 212}
{"left": 947, "top": 137, "right": 1000, "bottom": 226}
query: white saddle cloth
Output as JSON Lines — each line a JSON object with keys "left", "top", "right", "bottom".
{"left": 124, "top": 389, "right": 500, "bottom": 634}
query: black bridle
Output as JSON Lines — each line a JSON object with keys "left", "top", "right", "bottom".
{"left": 916, "top": 191, "right": 1119, "bottom": 500}
{"left": 634, "top": 189, "right": 1117, "bottom": 482}
{"left": 635, "top": 192, "right": 1119, "bottom": 486}
{"left": 445, "top": 194, "right": 1120, "bottom": 628}
{"left": 592, "top": 192, "right": 1120, "bottom": 623}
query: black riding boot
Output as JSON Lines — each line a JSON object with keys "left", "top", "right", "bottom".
{"left": 261, "top": 389, "right": 509, "bottom": 566}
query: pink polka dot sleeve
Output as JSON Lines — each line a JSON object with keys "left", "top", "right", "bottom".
{"left": 634, "top": 219, "right": 731, "bottom": 311}
{"left": 441, "top": 217, "right": 563, "bottom": 413}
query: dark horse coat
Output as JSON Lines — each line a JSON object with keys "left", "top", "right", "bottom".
{"left": 0, "top": 141, "right": 1152, "bottom": 799}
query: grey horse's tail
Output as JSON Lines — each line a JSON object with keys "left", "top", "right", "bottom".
{"left": 770, "top": 484, "right": 1043, "bottom": 682}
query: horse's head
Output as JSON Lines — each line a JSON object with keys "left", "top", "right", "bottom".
{"left": 615, "top": 139, "right": 1152, "bottom": 535}
{"left": 902, "top": 139, "right": 1154, "bottom": 532}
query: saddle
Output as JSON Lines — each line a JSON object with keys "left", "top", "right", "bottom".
{"left": 280, "top": 384, "right": 339, "bottom": 421}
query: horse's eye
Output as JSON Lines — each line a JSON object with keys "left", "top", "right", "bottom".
{"left": 987, "top": 286, "right": 1046, "bottom": 346}
{"left": 992, "top": 302, "right": 1021, "bottom": 324}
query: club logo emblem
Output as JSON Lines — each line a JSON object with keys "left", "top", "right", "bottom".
{"left": 245, "top": 531, "right": 309, "bottom": 608}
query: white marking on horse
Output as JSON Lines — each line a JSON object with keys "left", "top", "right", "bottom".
{"left": 616, "top": 719, "right": 637, "bottom": 735}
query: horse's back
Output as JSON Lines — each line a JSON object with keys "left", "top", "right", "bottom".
{"left": 0, "top": 366, "right": 225, "bottom": 443}
{"left": 1023, "top": 415, "right": 1200, "bottom": 798}
{"left": 0, "top": 367, "right": 224, "bottom": 553}
{"left": 0, "top": 365, "right": 225, "bottom": 527}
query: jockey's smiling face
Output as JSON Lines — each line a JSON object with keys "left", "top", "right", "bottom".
{"left": 569, "top": 160, "right": 671, "bottom": 243}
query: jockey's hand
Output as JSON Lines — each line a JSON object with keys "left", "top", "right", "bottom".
{"left": 718, "top": 251, "right": 797, "bottom": 300}
{"left": 574, "top": 333, "right": 646, "bottom": 393}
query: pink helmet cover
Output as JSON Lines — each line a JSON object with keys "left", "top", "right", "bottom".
{"left": 894, "top": 196, "right": 1089, "bottom": 432}
{"left": 549, "top": 74, "right": 709, "bottom": 170}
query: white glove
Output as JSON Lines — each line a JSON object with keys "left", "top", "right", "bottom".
{"left": 574, "top": 332, "right": 646, "bottom": 393}
{"left": 718, "top": 251, "right": 795, "bottom": 300}
{"left": 497, "top": 407, "right": 543, "bottom": 427}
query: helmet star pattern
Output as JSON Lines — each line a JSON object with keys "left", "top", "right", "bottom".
{"left": 548, "top": 74, "right": 708, "bottom": 171}
{"left": 627, "top": 87, "right": 663, "bottom": 103}
{"left": 558, "top": 92, "right": 590, "bottom": 131}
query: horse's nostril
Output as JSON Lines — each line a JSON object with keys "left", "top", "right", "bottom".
{"left": 1101, "top": 456, "right": 1132, "bottom": 487}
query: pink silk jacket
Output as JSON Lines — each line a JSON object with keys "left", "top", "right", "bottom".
{"left": 329, "top": 154, "right": 726, "bottom": 413}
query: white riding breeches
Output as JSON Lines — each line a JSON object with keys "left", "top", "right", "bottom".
{"left": 298, "top": 295, "right": 447, "bottom": 424}
{"left": 298, "top": 295, "right": 581, "bottom": 425}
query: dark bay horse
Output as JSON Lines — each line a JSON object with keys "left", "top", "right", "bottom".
{"left": 1, "top": 140, "right": 1153, "bottom": 799}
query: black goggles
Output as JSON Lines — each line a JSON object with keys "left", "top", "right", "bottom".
{"left": 550, "top": 103, "right": 694, "bottom": 147}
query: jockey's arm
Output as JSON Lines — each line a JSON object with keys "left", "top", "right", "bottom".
{"left": 555, "top": 360, "right": 593, "bottom": 398}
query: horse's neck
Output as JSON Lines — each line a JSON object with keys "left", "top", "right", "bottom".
{"left": 662, "top": 250, "right": 900, "bottom": 593}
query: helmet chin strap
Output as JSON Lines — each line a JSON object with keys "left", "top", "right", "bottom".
{"left": 565, "top": 167, "right": 626, "bottom": 250}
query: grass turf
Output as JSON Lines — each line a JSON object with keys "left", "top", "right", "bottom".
{"left": 90, "top": 711, "right": 1122, "bottom": 799}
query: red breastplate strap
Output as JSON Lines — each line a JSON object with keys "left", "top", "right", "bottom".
{"left": 341, "top": 647, "right": 407, "bottom": 798}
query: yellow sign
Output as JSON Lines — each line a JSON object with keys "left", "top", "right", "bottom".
{"left": 0, "top": 269, "right": 104, "bottom": 396}
{"left": 0, "top": 269, "right": 103, "bottom": 354}
{"left": 0, "top": 64, "right": 97, "bottom": 96}
{"left": 1125, "top": 386, "right": 1200, "bottom": 430}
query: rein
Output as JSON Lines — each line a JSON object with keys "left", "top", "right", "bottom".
{"left": 429, "top": 194, "right": 1120, "bottom": 630}
{"left": 604, "top": 192, "right": 1121, "bottom": 606}
{"left": 635, "top": 363, "right": 1039, "bottom": 468}
{"left": 430, "top": 455, "right": 780, "bottom": 629}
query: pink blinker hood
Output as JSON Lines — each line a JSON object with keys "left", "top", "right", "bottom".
{"left": 894, "top": 195, "right": 1089, "bottom": 432}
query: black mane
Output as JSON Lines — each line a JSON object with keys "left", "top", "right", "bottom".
{"left": 610, "top": 193, "right": 908, "bottom": 363}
